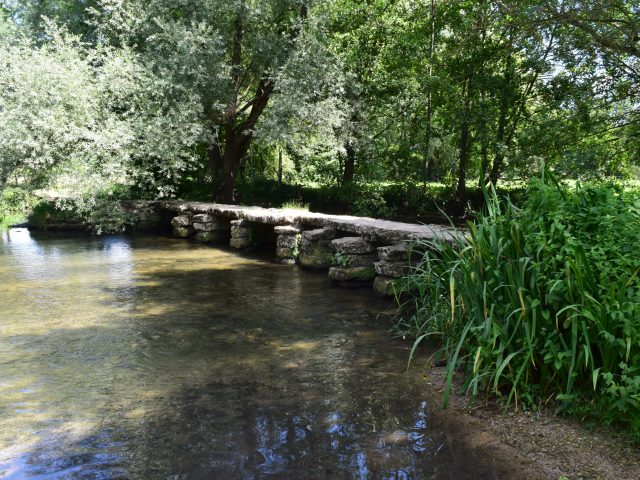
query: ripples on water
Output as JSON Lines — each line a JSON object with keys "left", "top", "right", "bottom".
{"left": 0, "top": 229, "right": 493, "bottom": 479}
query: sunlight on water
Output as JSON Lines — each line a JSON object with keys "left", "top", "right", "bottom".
{"left": 0, "top": 229, "right": 490, "bottom": 479}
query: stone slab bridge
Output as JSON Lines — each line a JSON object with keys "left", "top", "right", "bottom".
{"left": 144, "top": 201, "right": 461, "bottom": 296}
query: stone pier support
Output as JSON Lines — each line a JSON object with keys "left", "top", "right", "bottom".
{"left": 274, "top": 226, "right": 301, "bottom": 264}
{"left": 171, "top": 214, "right": 194, "bottom": 238}
{"left": 299, "top": 227, "right": 339, "bottom": 269}
{"left": 328, "top": 237, "right": 377, "bottom": 284}
{"left": 373, "top": 242, "right": 416, "bottom": 296}
{"left": 229, "top": 219, "right": 253, "bottom": 249}
{"left": 192, "top": 214, "right": 229, "bottom": 243}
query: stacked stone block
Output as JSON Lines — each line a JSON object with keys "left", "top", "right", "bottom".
{"left": 299, "top": 227, "right": 339, "bottom": 269}
{"left": 192, "top": 214, "right": 229, "bottom": 243}
{"left": 171, "top": 214, "right": 194, "bottom": 238}
{"left": 274, "top": 226, "right": 301, "bottom": 264}
{"left": 373, "top": 242, "right": 416, "bottom": 296}
{"left": 229, "top": 219, "right": 253, "bottom": 249}
{"left": 328, "top": 237, "right": 377, "bottom": 283}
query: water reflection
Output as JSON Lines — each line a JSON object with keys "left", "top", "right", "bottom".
{"left": 0, "top": 230, "right": 497, "bottom": 479}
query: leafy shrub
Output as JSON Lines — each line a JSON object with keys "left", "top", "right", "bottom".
{"left": 0, "top": 187, "right": 37, "bottom": 227}
{"left": 398, "top": 178, "right": 640, "bottom": 435}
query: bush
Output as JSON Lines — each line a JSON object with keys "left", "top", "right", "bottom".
{"left": 398, "top": 178, "right": 640, "bottom": 436}
{"left": 0, "top": 187, "right": 37, "bottom": 227}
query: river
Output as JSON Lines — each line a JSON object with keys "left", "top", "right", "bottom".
{"left": 0, "top": 228, "right": 497, "bottom": 479}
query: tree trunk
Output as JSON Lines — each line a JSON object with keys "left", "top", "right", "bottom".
{"left": 277, "top": 147, "right": 283, "bottom": 189}
{"left": 208, "top": 4, "right": 307, "bottom": 203}
{"left": 456, "top": 81, "right": 473, "bottom": 208}
{"left": 342, "top": 142, "right": 356, "bottom": 184}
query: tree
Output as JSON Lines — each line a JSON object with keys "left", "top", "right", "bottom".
{"left": 98, "top": 0, "right": 340, "bottom": 202}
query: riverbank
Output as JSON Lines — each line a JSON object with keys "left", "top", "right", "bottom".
{"left": 410, "top": 355, "right": 640, "bottom": 480}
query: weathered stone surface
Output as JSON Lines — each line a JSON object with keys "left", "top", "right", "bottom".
{"left": 194, "top": 231, "right": 227, "bottom": 243}
{"left": 173, "top": 226, "right": 194, "bottom": 238}
{"left": 277, "top": 234, "right": 300, "bottom": 249}
{"left": 230, "top": 219, "right": 251, "bottom": 238}
{"left": 329, "top": 266, "right": 375, "bottom": 282}
{"left": 377, "top": 242, "right": 414, "bottom": 262}
{"left": 154, "top": 200, "right": 464, "bottom": 245}
{"left": 301, "top": 227, "right": 337, "bottom": 243}
{"left": 299, "top": 227, "right": 339, "bottom": 269}
{"left": 192, "top": 213, "right": 215, "bottom": 223}
{"left": 193, "top": 222, "right": 227, "bottom": 232}
{"left": 373, "top": 275, "right": 400, "bottom": 296}
{"left": 336, "top": 253, "right": 377, "bottom": 268}
{"left": 170, "top": 215, "right": 192, "bottom": 227}
{"left": 230, "top": 237, "right": 252, "bottom": 249}
{"left": 331, "top": 236, "right": 375, "bottom": 255}
{"left": 374, "top": 260, "right": 415, "bottom": 278}
{"left": 276, "top": 246, "right": 297, "bottom": 258}
{"left": 299, "top": 245, "right": 335, "bottom": 269}
{"left": 274, "top": 225, "right": 301, "bottom": 235}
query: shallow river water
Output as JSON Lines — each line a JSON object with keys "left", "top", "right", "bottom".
{"left": 0, "top": 229, "right": 498, "bottom": 479}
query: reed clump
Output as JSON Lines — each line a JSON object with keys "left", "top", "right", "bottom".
{"left": 398, "top": 176, "right": 640, "bottom": 440}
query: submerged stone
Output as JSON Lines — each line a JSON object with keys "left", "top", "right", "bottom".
{"left": 373, "top": 275, "right": 400, "bottom": 296}
{"left": 329, "top": 266, "right": 375, "bottom": 282}
{"left": 194, "top": 231, "right": 226, "bottom": 243}
{"left": 299, "top": 245, "right": 335, "bottom": 269}
{"left": 173, "top": 226, "right": 195, "bottom": 238}
{"left": 230, "top": 236, "right": 252, "bottom": 249}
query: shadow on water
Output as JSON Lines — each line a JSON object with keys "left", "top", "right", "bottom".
{"left": 0, "top": 230, "right": 512, "bottom": 479}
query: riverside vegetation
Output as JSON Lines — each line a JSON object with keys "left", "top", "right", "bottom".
{"left": 396, "top": 175, "right": 640, "bottom": 442}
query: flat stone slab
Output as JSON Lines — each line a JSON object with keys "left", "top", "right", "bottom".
{"left": 156, "top": 201, "right": 461, "bottom": 244}
{"left": 331, "top": 237, "right": 375, "bottom": 254}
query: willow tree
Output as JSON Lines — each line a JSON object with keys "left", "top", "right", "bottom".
{"left": 98, "top": 0, "right": 338, "bottom": 202}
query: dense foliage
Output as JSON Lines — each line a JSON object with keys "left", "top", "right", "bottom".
{"left": 398, "top": 178, "right": 640, "bottom": 439}
{"left": 0, "top": 0, "right": 637, "bottom": 219}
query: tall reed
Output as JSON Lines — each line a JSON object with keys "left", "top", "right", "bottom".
{"left": 399, "top": 179, "right": 640, "bottom": 435}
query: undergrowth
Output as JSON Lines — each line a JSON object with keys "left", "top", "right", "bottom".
{"left": 396, "top": 175, "right": 640, "bottom": 442}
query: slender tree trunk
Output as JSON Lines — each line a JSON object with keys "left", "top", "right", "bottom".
{"left": 209, "top": 4, "right": 308, "bottom": 203}
{"left": 423, "top": 0, "right": 436, "bottom": 190}
{"left": 277, "top": 147, "right": 283, "bottom": 189}
{"left": 342, "top": 142, "right": 356, "bottom": 184}
{"left": 456, "top": 81, "right": 473, "bottom": 208}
